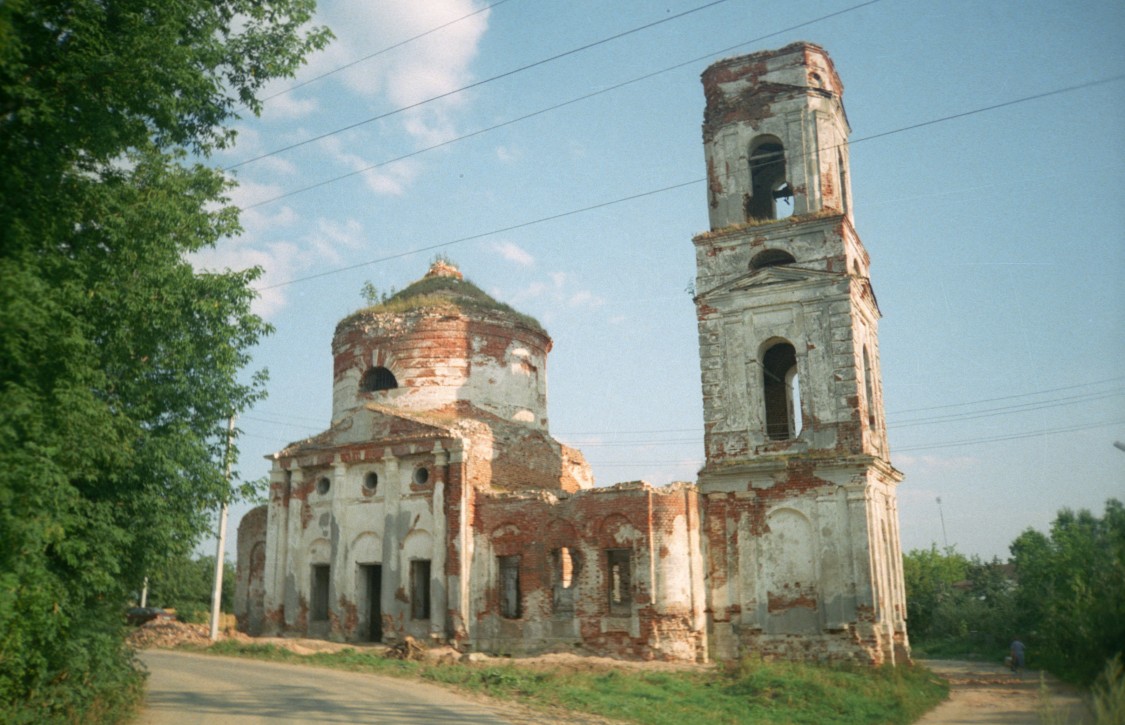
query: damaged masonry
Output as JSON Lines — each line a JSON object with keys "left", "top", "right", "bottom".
{"left": 235, "top": 42, "right": 910, "bottom": 665}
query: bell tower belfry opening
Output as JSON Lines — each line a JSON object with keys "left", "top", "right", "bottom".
{"left": 693, "top": 43, "right": 909, "bottom": 664}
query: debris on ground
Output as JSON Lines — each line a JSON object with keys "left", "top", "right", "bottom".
{"left": 128, "top": 620, "right": 211, "bottom": 649}
{"left": 389, "top": 635, "right": 425, "bottom": 660}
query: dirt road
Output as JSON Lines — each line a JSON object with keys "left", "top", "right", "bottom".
{"left": 915, "top": 660, "right": 1092, "bottom": 725}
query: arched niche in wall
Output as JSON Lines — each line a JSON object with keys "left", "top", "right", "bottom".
{"left": 761, "top": 508, "right": 819, "bottom": 633}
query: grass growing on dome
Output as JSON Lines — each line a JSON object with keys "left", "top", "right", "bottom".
{"left": 340, "top": 274, "right": 546, "bottom": 335}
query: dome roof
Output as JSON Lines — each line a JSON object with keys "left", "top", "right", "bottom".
{"left": 337, "top": 261, "right": 545, "bottom": 336}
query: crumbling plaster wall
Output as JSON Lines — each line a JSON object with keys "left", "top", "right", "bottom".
{"left": 694, "top": 217, "right": 884, "bottom": 462}
{"left": 700, "top": 460, "right": 903, "bottom": 664}
{"left": 702, "top": 43, "right": 851, "bottom": 230}
{"left": 233, "top": 505, "right": 267, "bottom": 635}
{"left": 466, "top": 482, "right": 708, "bottom": 662}
{"left": 260, "top": 439, "right": 457, "bottom": 643}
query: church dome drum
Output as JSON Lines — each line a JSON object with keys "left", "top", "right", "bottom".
{"left": 331, "top": 261, "right": 552, "bottom": 429}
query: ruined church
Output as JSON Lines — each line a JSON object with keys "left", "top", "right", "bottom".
{"left": 235, "top": 42, "right": 910, "bottom": 664}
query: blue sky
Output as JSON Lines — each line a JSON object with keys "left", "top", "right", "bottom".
{"left": 197, "top": 0, "right": 1125, "bottom": 562}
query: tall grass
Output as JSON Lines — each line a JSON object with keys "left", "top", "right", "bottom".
{"left": 1092, "top": 655, "right": 1124, "bottom": 725}
{"left": 202, "top": 642, "right": 947, "bottom": 725}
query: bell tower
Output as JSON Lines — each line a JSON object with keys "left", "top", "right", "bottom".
{"left": 693, "top": 43, "right": 909, "bottom": 664}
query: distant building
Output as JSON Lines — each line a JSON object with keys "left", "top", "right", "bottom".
{"left": 236, "top": 42, "right": 909, "bottom": 664}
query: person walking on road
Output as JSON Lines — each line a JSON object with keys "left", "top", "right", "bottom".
{"left": 1009, "top": 637, "right": 1026, "bottom": 676}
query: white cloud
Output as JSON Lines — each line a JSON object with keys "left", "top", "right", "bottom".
{"left": 228, "top": 180, "right": 300, "bottom": 232}
{"left": 501, "top": 270, "right": 603, "bottom": 312}
{"left": 568, "top": 290, "right": 604, "bottom": 308}
{"left": 492, "top": 241, "right": 534, "bottom": 267}
{"left": 306, "top": 1, "right": 490, "bottom": 145}
{"left": 321, "top": 136, "right": 421, "bottom": 197}
{"left": 306, "top": 218, "right": 364, "bottom": 265}
{"left": 495, "top": 145, "right": 520, "bottom": 163}
{"left": 189, "top": 239, "right": 302, "bottom": 320}
{"left": 261, "top": 91, "right": 319, "bottom": 121}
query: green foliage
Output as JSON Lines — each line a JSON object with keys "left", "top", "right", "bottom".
{"left": 1010, "top": 499, "right": 1125, "bottom": 685}
{"left": 342, "top": 272, "right": 546, "bottom": 334}
{"left": 143, "top": 555, "right": 235, "bottom": 624}
{"left": 1091, "top": 655, "right": 1125, "bottom": 725}
{"left": 200, "top": 642, "right": 948, "bottom": 725}
{"left": 0, "top": 0, "right": 329, "bottom": 720}
{"left": 902, "top": 546, "right": 1015, "bottom": 658}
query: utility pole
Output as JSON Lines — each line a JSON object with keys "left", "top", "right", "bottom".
{"left": 209, "top": 415, "right": 235, "bottom": 641}
{"left": 936, "top": 496, "right": 949, "bottom": 549}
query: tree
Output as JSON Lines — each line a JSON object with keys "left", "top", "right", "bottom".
{"left": 0, "top": 1, "right": 329, "bottom": 720}
{"left": 1010, "top": 499, "right": 1125, "bottom": 684}
{"left": 902, "top": 545, "right": 968, "bottom": 639}
{"left": 144, "top": 555, "right": 235, "bottom": 624}
{"left": 902, "top": 546, "right": 1015, "bottom": 657}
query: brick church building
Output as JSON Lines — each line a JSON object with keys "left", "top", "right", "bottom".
{"left": 236, "top": 42, "right": 910, "bottom": 665}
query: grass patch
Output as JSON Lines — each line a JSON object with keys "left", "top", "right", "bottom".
{"left": 338, "top": 274, "right": 546, "bottom": 335}
{"left": 199, "top": 642, "right": 947, "bottom": 724}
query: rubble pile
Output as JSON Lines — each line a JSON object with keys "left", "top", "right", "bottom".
{"left": 127, "top": 620, "right": 211, "bottom": 649}
{"left": 388, "top": 635, "right": 425, "bottom": 660}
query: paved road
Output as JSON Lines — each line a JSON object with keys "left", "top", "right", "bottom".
{"left": 137, "top": 650, "right": 517, "bottom": 724}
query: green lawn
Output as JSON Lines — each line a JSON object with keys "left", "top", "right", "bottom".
{"left": 196, "top": 641, "right": 948, "bottom": 725}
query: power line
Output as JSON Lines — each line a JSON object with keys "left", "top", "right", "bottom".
{"left": 260, "top": 0, "right": 514, "bottom": 103}
{"left": 849, "top": 75, "right": 1125, "bottom": 151}
{"left": 588, "top": 417, "right": 1125, "bottom": 465}
{"left": 887, "top": 376, "right": 1125, "bottom": 415}
{"left": 241, "top": 382, "right": 1124, "bottom": 450}
{"left": 891, "top": 389, "right": 1124, "bottom": 429}
{"left": 244, "top": 72, "right": 1122, "bottom": 292}
{"left": 255, "top": 178, "right": 702, "bottom": 290}
{"left": 227, "top": 0, "right": 728, "bottom": 170}
{"left": 242, "top": 0, "right": 886, "bottom": 210}
{"left": 895, "top": 419, "right": 1125, "bottom": 453}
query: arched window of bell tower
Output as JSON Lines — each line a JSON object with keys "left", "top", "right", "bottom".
{"left": 762, "top": 341, "right": 800, "bottom": 441}
{"left": 837, "top": 149, "right": 849, "bottom": 215}
{"left": 746, "top": 137, "right": 790, "bottom": 222}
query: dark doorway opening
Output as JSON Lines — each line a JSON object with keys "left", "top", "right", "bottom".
{"left": 359, "top": 564, "right": 383, "bottom": 642}
{"left": 310, "top": 564, "right": 330, "bottom": 622}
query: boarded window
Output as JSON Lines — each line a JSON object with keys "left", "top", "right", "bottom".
{"left": 410, "top": 560, "right": 431, "bottom": 620}
{"left": 607, "top": 549, "right": 632, "bottom": 614}
{"left": 311, "top": 564, "right": 330, "bottom": 622}
{"left": 498, "top": 555, "right": 521, "bottom": 619}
